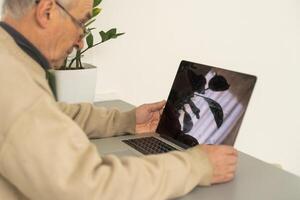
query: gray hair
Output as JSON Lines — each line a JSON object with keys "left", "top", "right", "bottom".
{"left": 2, "top": 0, "right": 74, "bottom": 19}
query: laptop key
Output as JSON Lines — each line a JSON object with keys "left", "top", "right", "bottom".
{"left": 122, "top": 137, "right": 177, "bottom": 155}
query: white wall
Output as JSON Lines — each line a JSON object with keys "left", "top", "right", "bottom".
{"left": 85, "top": 0, "right": 300, "bottom": 176}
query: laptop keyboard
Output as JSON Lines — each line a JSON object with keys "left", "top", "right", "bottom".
{"left": 122, "top": 137, "right": 177, "bottom": 155}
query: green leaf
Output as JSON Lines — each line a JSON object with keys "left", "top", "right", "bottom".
{"left": 99, "top": 31, "right": 108, "bottom": 42}
{"left": 116, "top": 32, "right": 125, "bottom": 37}
{"left": 46, "top": 70, "right": 57, "bottom": 100}
{"left": 203, "top": 97, "right": 224, "bottom": 128}
{"left": 92, "top": 8, "right": 102, "bottom": 17}
{"left": 112, "top": 32, "right": 125, "bottom": 38}
{"left": 106, "top": 28, "right": 117, "bottom": 38}
{"left": 93, "top": 0, "right": 102, "bottom": 7}
{"left": 88, "top": 28, "right": 96, "bottom": 32}
{"left": 99, "top": 29, "right": 125, "bottom": 42}
{"left": 86, "top": 33, "right": 94, "bottom": 48}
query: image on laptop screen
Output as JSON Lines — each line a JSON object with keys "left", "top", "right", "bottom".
{"left": 156, "top": 60, "right": 257, "bottom": 148}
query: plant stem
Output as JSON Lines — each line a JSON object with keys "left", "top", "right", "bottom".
{"left": 81, "top": 41, "right": 104, "bottom": 54}
{"left": 75, "top": 55, "right": 79, "bottom": 69}
{"left": 68, "top": 41, "right": 105, "bottom": 68}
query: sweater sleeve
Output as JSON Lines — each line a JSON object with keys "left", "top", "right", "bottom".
{"left": 57, "top": 101, "right": 136, "bottom": 138}
{"left": 0, "top": 94, "right": 213, "bottom": 200}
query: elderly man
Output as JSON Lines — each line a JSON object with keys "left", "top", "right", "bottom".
{"left": 0, "top": 0, "right": 238, "bottom": 199}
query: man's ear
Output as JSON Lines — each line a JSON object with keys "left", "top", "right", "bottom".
{"left": 34, "top": 0, "right": 55, "bottom": 28}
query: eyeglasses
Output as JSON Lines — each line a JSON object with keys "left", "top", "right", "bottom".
{"left": 55, "top": 1, "right": 88, "bottom": 37}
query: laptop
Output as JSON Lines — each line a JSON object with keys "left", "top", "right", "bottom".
{"left": 93, "top": 60, "right": 257, "bottom": 157}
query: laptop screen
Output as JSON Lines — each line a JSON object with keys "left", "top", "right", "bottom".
{"left": 156, "top": 60, "right": 257, "bottom": 148}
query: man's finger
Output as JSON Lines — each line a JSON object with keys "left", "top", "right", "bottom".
{"left": 149, "top": 100, "right": 166, "bottom": 111}
{"left": 227, "top": 157, "right": 238, "bottom": 165}
{"left": 218, "top": 145, "right": 238, "bottom": 155}
{"left": 159, "top": 108, "right": 164, "bottom": 115}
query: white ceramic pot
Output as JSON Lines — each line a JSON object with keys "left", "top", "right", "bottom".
{"left": 49, "top": 63, "right": 97, "bottom": 103}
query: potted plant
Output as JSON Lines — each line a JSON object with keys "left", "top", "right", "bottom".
{"left": 49, "top": 0, "right": 124, "bottom": 103}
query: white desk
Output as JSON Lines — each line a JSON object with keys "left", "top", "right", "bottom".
{"left": 93, "top": 100, "right": 300, "bottom": 200}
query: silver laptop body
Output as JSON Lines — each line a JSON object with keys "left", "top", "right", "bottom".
{"left": 92, "top": 60, "right": 257, "bottom": 157}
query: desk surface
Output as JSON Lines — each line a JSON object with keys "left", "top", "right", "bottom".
{"left": 94, "top": 100, "right": 300, "bottom": 200}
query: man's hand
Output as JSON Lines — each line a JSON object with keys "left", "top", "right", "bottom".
{"left": 201, "top": 145, "right": 238, "bottom": 184}
{"left": 135, "top": 100, "right": 166, "bottom": 134}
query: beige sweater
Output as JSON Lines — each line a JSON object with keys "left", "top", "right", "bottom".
{"left": 0, "top": 27, "right": 213, "bottom": 200}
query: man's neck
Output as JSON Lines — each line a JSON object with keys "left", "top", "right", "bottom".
{"left": 3, "top": 14, "right": 50, "bottom": 66}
